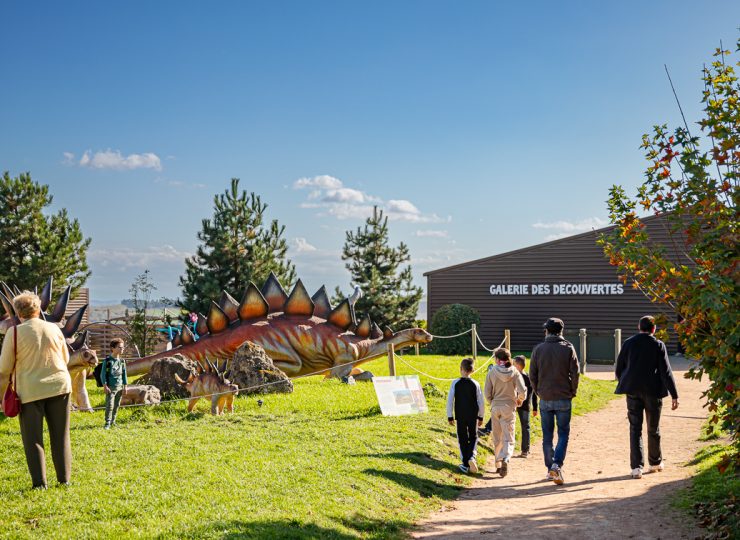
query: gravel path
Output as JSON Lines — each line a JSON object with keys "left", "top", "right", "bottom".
{"left": 413, "top": 358, "right": 708, "bottom": 539}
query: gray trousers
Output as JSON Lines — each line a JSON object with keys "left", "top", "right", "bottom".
{"left": 104, "top": 387, "right": 124, "bottom": 426}
{"left": 19, "top": 393, "right": 71, "bottom": 487}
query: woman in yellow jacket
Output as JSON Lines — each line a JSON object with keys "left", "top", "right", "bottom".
{"left": 0, "top": 291, "right": 72, "bottom": 489}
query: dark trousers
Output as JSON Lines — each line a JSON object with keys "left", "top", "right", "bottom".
{"left": 456, "top": 418, "right": 479, "bottom": 467}
{"left": 626, "top": 394, "right": 663, "bottom": 469}
{"left": 517, "top": 408, "right": 531, "bottom": 453}
{"left": 19, "top": 393, "right": 71, "bottom": 487}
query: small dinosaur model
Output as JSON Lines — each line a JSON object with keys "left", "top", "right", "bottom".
{"left": 174, "top": 359, "right": 238, "bottom": 415}
{"left": 126, "top": 273, "right": 432, "bottom": 378}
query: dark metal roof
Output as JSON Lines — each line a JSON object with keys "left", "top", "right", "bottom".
{"left": 423, "top": 213, "right": 668, "bottom": 277}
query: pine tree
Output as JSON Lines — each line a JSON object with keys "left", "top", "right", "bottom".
{"left": 0, "top": 171, "right": 91, "bottom": 294}
{"left": 125, "top": 270, "right": 161, "bottom": 356}
{"left": 179, "top": 178, "right": 296, "bottom": 314}
{"left": 334, "top": 206, "right": 422, "bottom": 330}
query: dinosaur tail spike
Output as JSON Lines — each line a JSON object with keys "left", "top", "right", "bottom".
{"left": 47, "top": 285, "right": 72, "bottom": 323}
{"left": 284, "top": 279, "right": 314, "bottom": 317}
{"left": 0, "top": 290, "right": 15, "bottom": 318}
{"left": 218, "top": 291, "right": 239, "bottom": 323}
{"left": 39, "top": 277, "right": 53, "bottom": 311}
{"left": 355, "top": 315, "right": 372, "bottom": 338}
{"left": 68, "top": 329, "right": 89, "bottom": 351}
{"left": 370, "top": 321, "right": 383, "bottom": 340}
{"left": 238, "top": 282, "right": 269, "bottom": 321}
{"left": 310, "top": 285, "right": 332, "bottom": 319}
{"left": 206, "top": 358, "right": 217, "bottom": 373}
{"left": 382, "top": 326, "right": 394, "bottom": 340}
{"left": 206, "top": 301, "right": 230, "bottom": 334}
{"left": 0, "top": 282, "right": 15, "bottom": 304}
{"left": 261, "top": 272, "right": 288, "bottom": 313}
{"left": 181, "top": 325, "right": 195, "bottom": 345}
{"left": 61, "top": 304, "right": 87, "bottom": 338}
{"left": 196, "top": 313, "right": 208, "bottom": 336}
{"left": 326, "top": 299, "right": 356, "bottom": 331}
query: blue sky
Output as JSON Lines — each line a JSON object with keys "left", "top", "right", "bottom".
{"left": 1, "top": 1, "right": 738, "bottom": 307}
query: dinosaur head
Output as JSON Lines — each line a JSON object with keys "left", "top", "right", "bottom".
{"left": 386, "top": 327, "right": 433, "bottom": 346}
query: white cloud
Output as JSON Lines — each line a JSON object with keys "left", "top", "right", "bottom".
{"left": 323, "top": 187, "right": 373, "bottom": 204}
{"left": 62, "top": 152, "right": 76, "bottom": 165}
{"left": 294, "top": 175, "right": 444, "bottom": 223}
{"left": 88, "top": 245, "right": 191, "bottom": 270}
{"left": 75, "top": 149, "right": 162, "bottom": 171}
{"left": 532, "top": 217, "right": 608, "bottom": 232}
{"left": 415, "top": 230, "right": 449, "bottom": 238}
{"left": 294, "top": 237, "right": 317, "bottom": 252}
{"left": 293, "top": 175, "right": 343, "bottom": 190}
{"left": 531, "top": 217, "right": 609, "bottom": 241}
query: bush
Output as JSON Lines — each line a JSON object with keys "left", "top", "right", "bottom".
{"left": 428, "top": 304, "right": 480, "bottom": 355}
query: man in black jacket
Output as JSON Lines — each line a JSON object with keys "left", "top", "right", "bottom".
{"left": 530, "top": 317, "right": 580, "bottom": 485}
{"left": 616, "top": 315, "right": 679, "bottom": 479}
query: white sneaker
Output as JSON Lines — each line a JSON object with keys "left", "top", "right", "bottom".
{"left": 648, "top": 462, "right": 664, "bottom": 473}
{"left": 468, "top": 458, "right": 478, "bottom": 473}
{"left": 631, "top": 467, "right": 643, "bottom": 479}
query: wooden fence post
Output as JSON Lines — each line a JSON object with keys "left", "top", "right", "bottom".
{"left": 387, "top": 343, "right": 396, "bottom": 377}
{"left": 504, "top": 329, "right": 511, "bottom": 351}
{"left": 414, "top": 343, "right": 420, "bottom": 356}
{"left": 579, "top": 328, "right": 588, "bottom": 374}
{"left": 471, "top": 324, "right": 477, "bottom": 360}
{"left": 614, "top": 328, "right": 622, "bottom": 380}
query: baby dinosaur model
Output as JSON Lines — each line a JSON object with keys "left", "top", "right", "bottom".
{"left": 1, "top": 278, "right": 97, "bottom": 410}
{"left": 174, "top": 359, "right": 238, "bottom": 415}
{"left": 126, "top": 272, "right": 433, "bottom": 378}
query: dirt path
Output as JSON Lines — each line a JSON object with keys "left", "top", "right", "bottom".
{"left": 413, "top": 358, "right": 708, "bottom": 539}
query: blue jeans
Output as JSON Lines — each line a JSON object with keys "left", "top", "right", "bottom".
{"left": 539, "top": 399, "right": 572, "bottom": 469}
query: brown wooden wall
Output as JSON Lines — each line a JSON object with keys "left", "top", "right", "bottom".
{"left": 425, "top": 215, "right": 687, "bottom": 353}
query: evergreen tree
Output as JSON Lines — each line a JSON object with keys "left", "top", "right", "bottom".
{"left": 334, "top": 206, "right": 422, "bottom": 330}
{"left": 0, "top": 171, "right": 91, "bottom": 294}
{"left": 179, "top": 178, "right": 296, "bottom": 314}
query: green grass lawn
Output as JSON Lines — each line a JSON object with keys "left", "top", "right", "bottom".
{"left": 0, "top": 354, "right": 617, "bottom": 539}
{"left": 674, "top": 416, "right": 739, "bottom": 539}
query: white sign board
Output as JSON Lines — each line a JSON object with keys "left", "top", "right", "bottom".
{"left": 373, "top": 375, "right": 428, "bottom": 416}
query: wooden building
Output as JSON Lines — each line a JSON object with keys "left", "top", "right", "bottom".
{"left": 424, "top": 215, "right": 686, "bottom": 356}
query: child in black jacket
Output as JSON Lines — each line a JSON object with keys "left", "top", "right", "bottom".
{"left": 447, "top": 358, "right": 485, "bottom": 473}
{"left": 513, "top": 355, "right": 538, "bottom": 457}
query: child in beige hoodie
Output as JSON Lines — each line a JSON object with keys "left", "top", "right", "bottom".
{"left": 484, "top": 348, "right": 527, "bottom": 477}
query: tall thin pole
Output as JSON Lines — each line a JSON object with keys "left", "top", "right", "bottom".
{"left": 471, "top": 324, "right": 477, "bottom": 360}
{"left": 387, "top": 343, "right": 396, "bottom": 377}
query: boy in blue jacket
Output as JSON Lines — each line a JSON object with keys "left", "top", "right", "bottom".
{"left": 102, "top": 338, "right": 128, "bottom": 429}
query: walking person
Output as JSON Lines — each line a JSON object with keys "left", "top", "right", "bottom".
{"left": 513, "top": 355, "right": 538, "bottom": 458}
{"left": 0, "top": 291, "right": 72, "bottom": 489}
{"left": 101, "top": 338, "right": 128, "bottom": 429}
{"left": 615, "top": 315, "right": 679, "bottom": 479}
{"left": 447, "top": 358, "right": 485, "bottom": 473}
{"left": 530, "top": 317, "right": 579, "bottom": 485}
{"left": 484, "top": 348, "right": 526, "bottom": 477}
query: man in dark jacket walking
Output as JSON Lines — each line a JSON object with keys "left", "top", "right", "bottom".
{"left": 530, "top": 317, "right": 579, "bottom": 485}
{"left": 616, "top": 315, "right": 679, "bottom": 479}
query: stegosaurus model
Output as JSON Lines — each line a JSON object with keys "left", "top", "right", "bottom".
{"left": 0, "top": 278, "right": 98, "bottom": 411}
{"left": 127, "top": 272, "right": 432, "bottom": 379}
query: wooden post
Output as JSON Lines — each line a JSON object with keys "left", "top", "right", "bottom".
{"left": 387, "top": 343, "right": 396, "bottom": 377}
{"left": 579, "top": 328, "right": 588, "bottom": 374}
{"left": 614, "top": 328, "right": 622, "bottom": 380}
{"left": 471, "top": 324, "right": 477, "bottom": 360}
{"left": 504, "top": 329, "right": 511, "bottom": 351}
{"left": 414, "top": 343, "right": 420, "bottom": 356}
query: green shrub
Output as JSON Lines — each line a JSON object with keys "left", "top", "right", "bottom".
{"left": 428, "top": 304, "right": 480, "bottom": 355}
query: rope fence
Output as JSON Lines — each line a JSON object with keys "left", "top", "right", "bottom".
{"left": 76, "top": 327, "right": 511, "bottom": 412}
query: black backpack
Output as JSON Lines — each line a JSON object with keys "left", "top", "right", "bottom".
{"left": 93, "top": 358, "right": 112, "bottom": 387}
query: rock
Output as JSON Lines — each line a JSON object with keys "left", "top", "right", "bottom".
{"left": 120, "top": 384, "right": 161, "bottom": 406}
{"left": 229, "top": 341, "right": 293, "bottom": 394}
{"left": 137, "top": 354, "right": 198, "bottom": 398}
